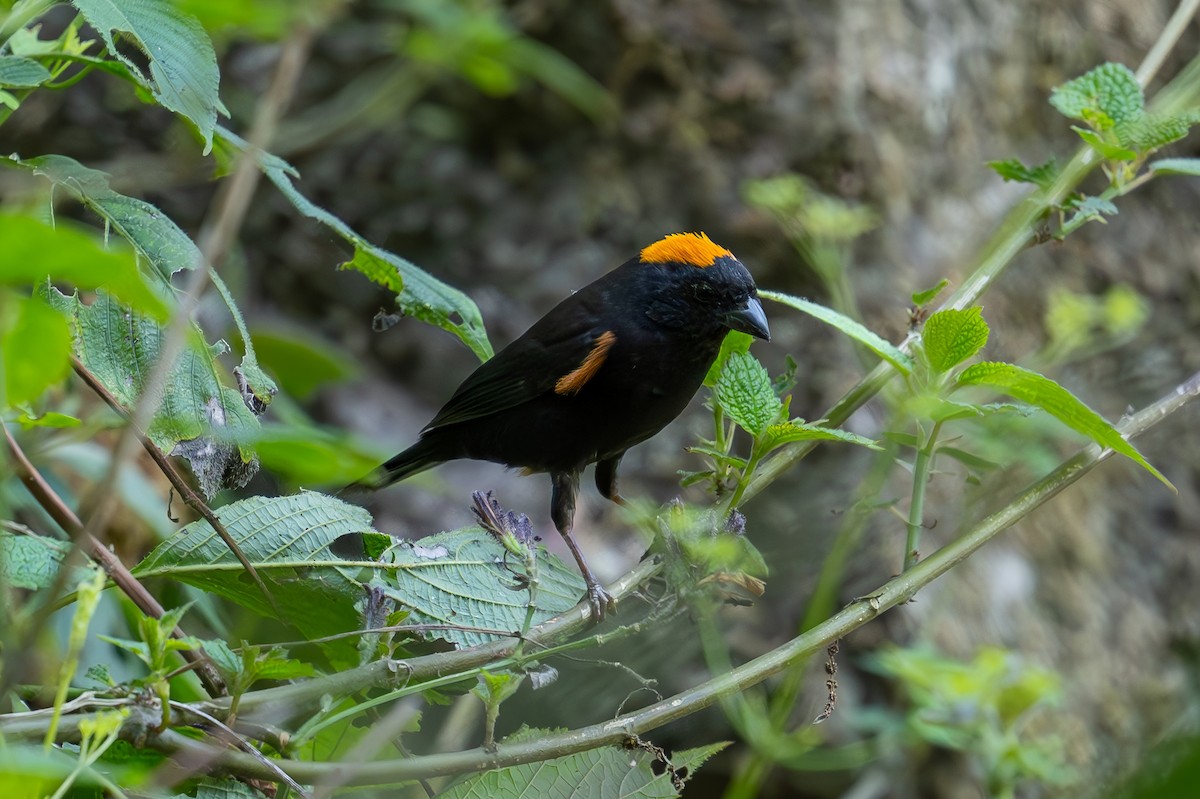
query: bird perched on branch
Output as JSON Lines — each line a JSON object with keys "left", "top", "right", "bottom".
{"left": 356, "top": 232, "right": 770, "bottom": 619}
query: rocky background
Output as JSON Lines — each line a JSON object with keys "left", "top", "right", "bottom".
{"left": 6, "top": 1, "right": 1200, "bottom": 796}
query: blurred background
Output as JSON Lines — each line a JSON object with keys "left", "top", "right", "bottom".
{"left": 4, "top": 0, "right": 1200, "bottom": 796}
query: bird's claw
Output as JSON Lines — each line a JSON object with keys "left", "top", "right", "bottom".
{"left": 585, "top": 581, "right": 617, "bottom": 622}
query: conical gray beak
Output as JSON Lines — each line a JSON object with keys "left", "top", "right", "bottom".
{"left": 726, "top": 295, "right": 770, "bottom": 341}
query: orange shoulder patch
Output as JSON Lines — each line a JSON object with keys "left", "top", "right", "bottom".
{"left": 554, "top": 331, "right": 617, "bottom": 396}
{"left": 639, "top": 232, "right": 732, "bottom": 268}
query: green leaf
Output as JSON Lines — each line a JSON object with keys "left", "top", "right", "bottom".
{"left": 249, "top": 325, "right": 358, "bottom": 399}
{"left": 921, "top": 307, "right": 990, "bottom": 372}
{"left": 1115, "top": 114, "right": 1194, "bottom": 152}
{"left": 245, "top": 423, "right": 383, "bottom": 485}
{"left": 0, "top": 293, "right": 71, "bottom": 408}
{"left": 135, "top": 493, "right": 380, "bottom": 641}
{"left": 1072, "top": 127, "right": 1137, "bottom": 161}
{"left": 22, "top": 154, "right": 201, "bottom": 278}
{"left": 986, "top": 158, "right": 1058, "bottom": 188}
{"left": 47, "top": 288, "right": 260, "bottom": 496}
{"left": 1065, "top": 195, "right": 1119, "bottom": 228}
{"left": 1149, "top": 157, "right": 1200, "bottom": 176}
{"left": 957, "top": 362, "right": 1172, "bottom": 489}
{"left": 1050, "top": 62, "right": 1144, "bottom": 126}
{"left": 760, "top": 420, "right": 881, "bottom": 453}
{"left": 911, "top": 278, "right": 949, "bottom": 307}
{"left": 714, "top": 352, "right": 781, "bottom": 437}
{"left": 15, "top": 410, "right": 81, "bottom": 429}
{"left": 215, "top": 128, "right": 493, "bottom": 361}
{"left": 376, "top": 528, "right": 586, "bottom": 648}
{"left": 0, "top": 55, "right": 52, "bottom": 88}
{"left": 0, "top": 213, "right": 168, "bottom": 318}
{"left": 703, "top": 331, "right": 754, "bottom": 388}
{"left": 71, "top": 0, "right": 226, "bottom": 152}
{"left": 0, "top": 532, "right": 70, "bottom": 590}
{"left": 439, "top": 736, "right": 728, "bottom": 799}
{"left": 760, "top": 290, "right": 913, "bottom": 374}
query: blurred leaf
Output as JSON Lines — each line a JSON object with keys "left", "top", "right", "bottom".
{"left": 72, "top": 0, "right": 227, "bottom": 152}
{"left": 0, "top": 55, "right": 52, "bottom": 87}
{"left": 376, "top": 528, "right": 586, "bottom": 648}
{"left": 0, "top": 532, "right": 70, "bottom": 590}
{"left": 911, "top": 278, "right": 949, "bottom": 307}
{"left": 714, "top": 351, "right": 780, "bottom": 437}
{"left": 1072, "top": 127, "right": 1137, "bottom": 161}
{"left": 921, "top": 307, "right": 989, "bottom": 372}
{"left": 14, "top": 410, "right": 81, "bottom": 429}
{"left": 1149, "top": 157, "right": 1200, "bottom": 176}
{"left": 1116, "top": 113, "right": 1194, "bottom": 152}
{"left": 215, "top": 127, "right": 493, "bottom": 361}
{"left": 0, "top": 213, "right": 168, "bottom": 318}
{"left": 46, "top": 288, "right": 260, "bottom": 496}
{"left": 247, "top": 423, "right": 382, "bottom": 485}
{"left": 0, "top": 292, "right": 71, "bottom": 408}
{"left": 987, "top": 157, "right": 1058, "bottom": 188}
{"left": 761, "top": 290, "right": 912, "bottom": 373}
{"left": 249, "top": 325, "right": 358, "bottom": 399}
{"left": 957, "top": 361, "right": 1171, "bottom": 489}
{"left": 22, "top": 154, "right": 200, "bottom": 278}
{"left": 176, "top": 0, "right": 298, "bottom": 40}
{"left": 1064, "top": 194, "right": 1118, "bottom": 227}
{"left": 439, "top": 734, "right": 727, "bottom": 798}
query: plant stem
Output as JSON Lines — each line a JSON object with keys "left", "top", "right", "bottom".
{"left": 904, "top": 420, "right": 943, "bottom": 571}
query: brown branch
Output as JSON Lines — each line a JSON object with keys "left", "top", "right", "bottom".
{"left": 1, "top": 423, "right": 225, "bottom": 697}
{"left": 71, "top": 356, "right": 282, "bottom": 619}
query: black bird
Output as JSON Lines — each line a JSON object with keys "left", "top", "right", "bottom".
{"left": 360, "top": 233, "right": 769, "bottom": 619}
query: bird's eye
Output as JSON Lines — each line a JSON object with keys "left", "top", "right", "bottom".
{"left": 693, "top": 282, "right": 717, "bottom": 300}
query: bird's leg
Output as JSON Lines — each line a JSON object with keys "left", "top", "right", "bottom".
{"left": 594, "top": 454, "right": 628, "bottom": 507}
{"left": 551, "top": 470, "right": 617, "bottom": 621}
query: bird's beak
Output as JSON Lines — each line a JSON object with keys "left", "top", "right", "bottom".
{"left": 726, "top": 295, "right": 770, "bottom": 341}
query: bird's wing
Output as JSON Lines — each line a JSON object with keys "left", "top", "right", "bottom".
{"left": 423, "top": 294, "right": 611, "bottom": 431}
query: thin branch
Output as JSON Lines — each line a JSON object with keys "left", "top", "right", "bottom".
{"left": 70, "top": 356, "right": 281, "bottom": 618}
{"left": 139, "top": 367, "right": 1200, "bottom": 785}
{"left": 1135, "top": 0, "right": 1200, "bottom": 88}
{"left": 0, "top": 423, "right": 225, "bottom": 698}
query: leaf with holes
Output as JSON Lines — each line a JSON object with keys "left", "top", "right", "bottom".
{"left": 72, "top": 0, "right": 226, "bottom": 152}
{"left": 957, "top": 362, "right": 1172, "bottom": 489}
{"left": 376, "top": 528, "right": 586, "bottom": 648}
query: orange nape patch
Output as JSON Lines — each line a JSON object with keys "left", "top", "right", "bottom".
{"left": 554, "top": 331, "right": 617, "bottom": 395}
{"left": 639, "top": 232, "right": 732, "bottom": 268}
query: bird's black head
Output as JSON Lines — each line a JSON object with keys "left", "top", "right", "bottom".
{"left": 637, "top": 232, "right": 770, "bottom": 341}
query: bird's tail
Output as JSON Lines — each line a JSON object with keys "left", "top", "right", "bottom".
{"left": 343, "top": 437, "right": 445, "bottom": 494}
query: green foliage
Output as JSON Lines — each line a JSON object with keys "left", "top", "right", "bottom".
{"left": 910, "top": 278, "right": 949, "bottom": 307}
{"left": 715, "top": 351, "right": 780, "bottom": 438}
{"left": 0, "top": 291, "right": 71, "bottom": 409}
{"left": 71, "top": 0, "right": 227, "bottom": 152}
{"left": 865, "top": 646, "right": 1075, "bottom": 796}
{"left": 921, "top": 307, "right": 989, "bottom": 372}
{"left": 760, "top": 290, "right": 913, "bottom": 374}
{"left": 987, "top": 157, "right": 1059, "bottom": 188}
{"left": 1050, "top": 62, "right": 1143, "bottom": 127}
{"left": 0, "top": 531, "right": 70, "bottom": 589}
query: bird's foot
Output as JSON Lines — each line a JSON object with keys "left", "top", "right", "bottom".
{"left": 584, "top": 581, "right": 617, "bottom": 622}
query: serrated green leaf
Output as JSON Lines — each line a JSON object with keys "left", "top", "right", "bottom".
{"left": 911, "top": 278, "right": 949, "bottom": 307}
{"left": 376, "top": 528, "right": 586, "bottom": 648}
{"left": 1065, "top": 195, "right": 1119, "bottom": 228}
{"left": 0, "top": 293, "right": 71, "bottom": 408}
{"left": 1072, "top": 127, "right": 1137, "bottom": 161}
{"left": 957, "top": 362, "right": 1172, "bottom": 489}
{"left": 921, "top": 307, "right": 989, "bottom": 372}
{"left": 47, "top": 288, "right": 260, "bottom": 496}
{"left": 0, "top": 55, "right": 52, "bottom": 87}
{"left": 0, "top": 532, "right": 70, "bottom": 590}
{"left": 0, "top": 213, "right": 168, "bottom": 318}
{"left": 23, "top": 154, "right": 201, "bottom": 278}
{"left": 760, "top": 420, "right": 881, "bottom": 453}
{"left": 136, "top": 493, "right": 377, "bottom": 643}
{"left": 760, "top": 290, "right": 912, "bottom": 374}
{"left": 72, "top": 0, "right": 225, "bottom": 152}
{"left": 703, "top": 331, "right": 754, "bottom": 388}
{"left": 1050, "top": 62, "right": 1144, "bottom": 126}
{"left": 214, "top": 128, "right": 493, "bottom": 361}
{"left": 714, "top": 352, "right": 781, "bottom": 437}
{"left": 1115, "top": 114, "right": 1193, "bottom": 152}
{"left": 986, "top": 158, "right": 1058, "bottom": 188}
{"left": 438, "top": 736, "right": 728, "bottom": 799}
{"left": 1149, "top": 157, "right": 1200, "bottom": 176}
